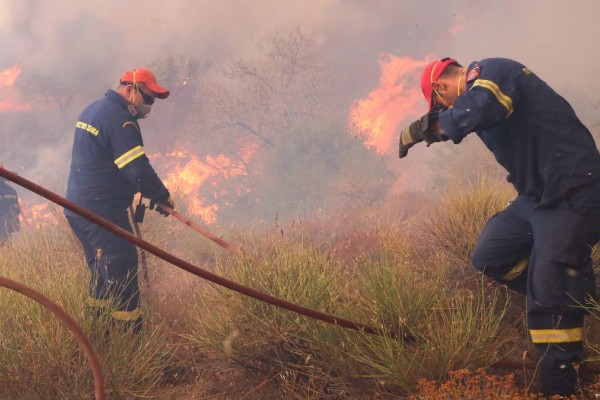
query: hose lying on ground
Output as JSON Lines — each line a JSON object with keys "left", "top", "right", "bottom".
{"left": 0, "top": 166, "right": 388, "bottom": 337}
{"left": 0, "top": 276, "right": 106, "bottom": 400}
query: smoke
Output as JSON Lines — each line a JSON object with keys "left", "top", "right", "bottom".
{"left": 2, "top": 1, "right": 598, "bottom": 92}
{"left": 1, "top": 0, "right": 599, "bottom": 220}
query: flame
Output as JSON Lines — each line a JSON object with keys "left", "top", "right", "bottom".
{"left": 0, "top": 66, "right": 21, "bottom": 86}
{"left": 163, "top": 154, "right": 218, "bottom": 224}
{"left": 0, "top": 100, "right": 31, "bottom": 112}
{"left": 19, "top": 200, "right": 58, "bottom": 227}
{"left": 153, "top": 146, "right": 255, "bottom": 224}
{"left": 349, "top": 55, "right": 428, "bottom": 154}
{"left": 0, "top": 65, "right": 31, "bottom": 112}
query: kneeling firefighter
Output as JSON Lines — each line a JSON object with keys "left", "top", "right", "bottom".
{"left": 399, "top": 57, "right": 600, "bottom": 397}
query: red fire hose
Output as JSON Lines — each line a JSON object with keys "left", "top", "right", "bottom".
{"left": 128, "top": 205, "right": 149, "bottom": 282}
{"left": 0, "top": 166, "right": 386, "bottom": 337}
{"left": 0, "top": 276, "right": 105, "bottom": 400}
{"left": 159, "top": 205, "right": 238, "bottom": 254}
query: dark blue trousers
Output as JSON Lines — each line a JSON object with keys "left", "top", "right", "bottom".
{"left": 67, "top": 211, "right": 141, "bottom": 330}
{"left": 471, "top": 181, "right": 600, "bottom": 396}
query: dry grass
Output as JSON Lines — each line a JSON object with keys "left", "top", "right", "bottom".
{"left": 183, "top": 227, "right": 516, "bottom": 398}
{"left": 420, "top": 174, "right": 515, "bottom": 268}
{"left": 4, "top": 174, "right": 600, "bottom": 398}
{"left": 0, "top": 213, "right": 177, "bottom": 399}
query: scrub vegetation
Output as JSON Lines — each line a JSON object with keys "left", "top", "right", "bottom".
{"left": 4, "top": 28, "right": 600, "bottom": 400}
{"left": 2, "top": 176, "right": 600, "bottom": 399}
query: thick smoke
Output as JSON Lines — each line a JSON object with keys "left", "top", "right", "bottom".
{"left": 3, "top": 1, "right": 596, "bottom": 97}
{"left": 1, "top": 0, "right": 599, "bottom": 221}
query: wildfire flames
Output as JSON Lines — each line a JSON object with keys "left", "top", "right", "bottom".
{"left": 0, "top": 66, "right": 21, "bottom": 86}
{"left": 348, "top": 55, "right": 428, "bottom": 155}
{"left": 15, "top": 54, "right": 433, "bottom": 227}
{"left": 19, "top": 200, "right": 59, "bottom": 227}
{"left": 0, "top": 65, "right": 31, "bottom": 112}
{"left": 160, "top": 152, "right": 218, "bottom": 224}
{"left": 152, "top": 147, "right": 254, "bottom": 224}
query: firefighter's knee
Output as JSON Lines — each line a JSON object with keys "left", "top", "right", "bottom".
{"left": 470, "top": 247, "right": 487, "bottom": 273}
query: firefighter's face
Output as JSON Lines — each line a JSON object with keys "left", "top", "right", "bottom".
{"left": 126, "top": 84, "right": 156, "bottom": 118}
{"left": 431, "top": 69, "right": 467, "bottom": 109}
{"left": 126, "top": 84, "right": 155, "bottom": 107}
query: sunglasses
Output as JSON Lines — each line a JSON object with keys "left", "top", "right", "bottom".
{"left": 136, "top": 86, "right": 155, "bottom": 105}
{"left": 123, "top": 82, "right": 155, "bottom": 105}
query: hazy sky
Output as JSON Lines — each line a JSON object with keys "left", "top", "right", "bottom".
{"left": 2, "top": 0, "right": 599, "bottom": 94}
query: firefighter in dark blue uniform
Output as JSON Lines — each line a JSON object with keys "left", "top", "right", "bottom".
{"left": 0, "top": 175, "right": 20, "bottom": 245}
{"left": 399, "top": 57, "right": 600, "bottom": 396}
{"left": 65, "top": 67, "right": 174, "bottom": 334}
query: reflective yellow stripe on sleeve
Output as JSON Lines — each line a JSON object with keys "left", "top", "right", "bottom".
{"left": 114, "top": 145, "right": 145, "bottom": 169}
{"left": 112, "top": 308, "right": 142, "bottom": 321}
{"left": 470, "top": 79, "right": 514, "bottom": 118}
{"left": 530, "top": 327, "right": 583, "bottom": 344}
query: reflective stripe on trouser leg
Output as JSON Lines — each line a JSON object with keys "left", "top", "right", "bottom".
{"left": 525, "top": 198, "right": 596, "bottom": 397}
{"left": 530, "top": 327, "right": 583, "bottom": 343}
{"left": 112, "top": 308, "right": 143, "bottom": 334}
{"left": 529, "top": 312, "right": 585, "bottom": 397}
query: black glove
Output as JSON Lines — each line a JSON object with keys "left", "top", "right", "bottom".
{"left": 150, "top": 195, "right": 174, "bottom": 217}
{"left": 398, "top": 113, "right": 446, "bottom": 159}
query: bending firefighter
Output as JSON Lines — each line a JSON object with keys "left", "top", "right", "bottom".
{"left": 399, "top": 57, "right": 600, "bottom": 397}
{"left": 65, "top": 68, "right": 174, "bottom": 334}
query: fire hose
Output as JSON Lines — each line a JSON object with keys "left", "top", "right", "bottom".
{"left": 0, "top": 276, "right": 105, "bottom": 400}
{"left": 128, "top": 205, "right": 149, "bottom": 282}
{"left": 160, "top": 205, "right": 239, "bottom": 254}
{"left": 0, "top": 166, "right": 386, "bottom": 337}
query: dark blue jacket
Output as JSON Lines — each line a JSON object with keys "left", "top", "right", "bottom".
{"left": 0, "top": 179, "right": 20, "bottom": 235}
{"left": 438, "top": 58, "right": 600, "bottom": 205}
{"left": 66, "top": 90, "right": 169, "bottom": 216}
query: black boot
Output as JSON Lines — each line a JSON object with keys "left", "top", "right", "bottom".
{"left": 538, "top": 343, "right": 582, "bottom": 397}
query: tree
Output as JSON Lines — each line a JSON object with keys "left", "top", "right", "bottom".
{"left": 201, "top": 27, "right": 338, "bottom": 154}
{"left": 218, "top": 119, "right": 392, "bottom": 224}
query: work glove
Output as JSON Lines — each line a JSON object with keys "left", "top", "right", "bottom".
{"left": 150, "top": 195, "right": 174, "bottom": 217}
{"left": 398, "top": 112, "right": 446, "bottom": 159}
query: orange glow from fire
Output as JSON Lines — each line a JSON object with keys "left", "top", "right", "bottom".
{"left": 163, "top": 153, "right": 218, "bottom": 224}
{"left": 0, "top": 66, "right": 21, "bottom": 86}
{"left": 0, "top": 65, "right": 31, "bottom": 112}
{"left": 152, "top": 147, "right": 254, "bottom": 224}
{"left": 348, "top": 55, "right": 428, "bottom": 155}
{"left": 19, "top": 200, "right": 59, "bottom": 227}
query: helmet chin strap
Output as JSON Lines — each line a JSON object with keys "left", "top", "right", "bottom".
{"left": 130, "top": 69, "right": 138, "bottom": 104}
{"left": 434, "top": 67, "right": 468, "bottom": 107}
{"left": 434, "top": 88, "right": 451, "bottom": 108}
{"left": 456, "top": 67, "right": 467, "bottom": 96}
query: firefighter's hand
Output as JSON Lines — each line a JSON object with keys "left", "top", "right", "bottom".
{"left": 150, "top": 196, "right": 174, "bottom": 217}
{"left": 398, "top": 113, "right": 446, "bottom": 159}
{"left": 398, "top": 123, "right": 421, "bottom": 159}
